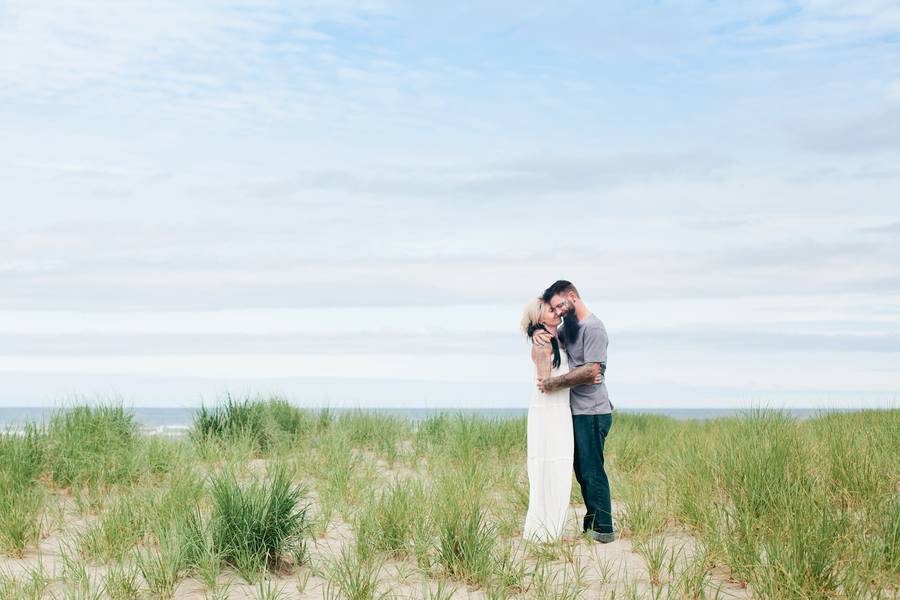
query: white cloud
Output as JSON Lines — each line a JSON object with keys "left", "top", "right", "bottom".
{"left": 1, "top": 1, "right": 898, "bottom": 407}
{"left": 887, "top": 80, "right": 900, "bottom": 103}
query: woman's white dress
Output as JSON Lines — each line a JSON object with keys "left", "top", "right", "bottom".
{"left": 523, "top": 350, "right": 574, "bottom": 542}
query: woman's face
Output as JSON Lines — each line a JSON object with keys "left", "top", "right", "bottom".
{"left": 540, "top": 302, "right": 561, "bottom": 328}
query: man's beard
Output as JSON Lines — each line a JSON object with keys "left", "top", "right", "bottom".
{"left": 562, "top": 313, "right": 581, "bottom": 343}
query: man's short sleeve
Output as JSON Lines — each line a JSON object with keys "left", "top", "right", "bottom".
{"left": 583, "top": 320, "right": 608, "bottom": 364}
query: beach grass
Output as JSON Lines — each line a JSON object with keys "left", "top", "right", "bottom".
{"left": 46, "top": 404, "right": 140, "bottom": 490}
{"left": 207, "top": 464, "right": 309, "bottom": 580}
{"left": 0, "top": 400, "right": 896, "bottom": 599}
{"left": 0, "top": 425, "right": 46, "bottom": 556}
{"left": 353, "top": 478, "right": 423, "bottom": 561}
{"left": 322, "top": 543, "right": 392, "bottom": 600}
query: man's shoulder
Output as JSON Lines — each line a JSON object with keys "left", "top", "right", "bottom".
{"left": 583, "top": 314, "right": 606, "bottom": 330}
{"left": 581, "top": 315, "right": 608, "bottom": 344}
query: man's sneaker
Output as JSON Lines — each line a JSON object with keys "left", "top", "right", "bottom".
{"left": 585, "top": 530, "right": 616, "bottom": 544}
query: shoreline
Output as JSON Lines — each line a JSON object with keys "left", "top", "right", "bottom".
{"left": 0, "top": 405, "right": 893, "bottom": 437}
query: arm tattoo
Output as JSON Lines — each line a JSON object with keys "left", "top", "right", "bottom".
{"left": 531, "top": 344, "right": 552, "bottom": 381}
{"left": 543, "top": 362, "right": 601, "bottom": 393}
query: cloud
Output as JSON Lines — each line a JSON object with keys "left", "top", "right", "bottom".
{"left": 715, "top": 240, "right": 884, "bottom": 268}
{"left": 618, "top": 330, "right": 900, "bottom": 353}
{"left": 2, "top": 1, "right": 900, "bottom": 408}
{"left": 0, "top": 332, "right": 523, "bottom": 356}
{"left": 0, "top": 1, "right": 368, "bottom": 93}
{"left": 0, "top": 0, "right": 452, "bottom": 131}
{"left": 0, "top": 279, "right": 476, "bottom": 311}
{"left": 385, "top": 2, "right": 900, "bottom": 63}
{"left": 889, "top": 80, "right": 900, "bottom": 103}
{"left": 246, "top": 151, "right": 731, "bottom": 201}
{"left": 8, "top": 327, "right": 900, "bottom": 358}
{"left": 683, "top": 217, "right": 759, "bottom": 230}
{"left": 2, "top": 210, "right": 897, "bottom": 314}
{"left": 846, "top": 276, "right": 900, "bottom": 293}
{"left": 861, "top": 221, "right": 900, "bottom": 234}
{"left": 790, "top": 107, "right": 900, "bottom": 154}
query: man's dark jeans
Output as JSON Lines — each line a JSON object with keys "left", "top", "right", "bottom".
{"left": 572, "top": 413, "right": 613, "bottom": 534}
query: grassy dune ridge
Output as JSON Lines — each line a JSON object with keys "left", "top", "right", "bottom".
{"left": 0, "top": 399, "right": 897, "bottom": 599}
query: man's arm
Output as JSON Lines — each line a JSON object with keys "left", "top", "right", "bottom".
{"left": 532, "top": 330, "right": 553, "bottom": 347}
{"left": 540, "top": 362, "right": 604, "bottom": 393}
{"left": 540, "top": 318, "right": 608, "bottom": 393}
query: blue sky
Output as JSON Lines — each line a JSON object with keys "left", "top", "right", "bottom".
{"left": 1, "top": 1, "right": 898, "bottom": 408}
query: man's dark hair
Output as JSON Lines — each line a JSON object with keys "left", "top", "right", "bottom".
{"left": 542, "top": 280, "right": 579, "bottom": 303}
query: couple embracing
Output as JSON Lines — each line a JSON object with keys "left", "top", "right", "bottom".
{"left": 520, "top": 280, "right": 615, "bottom": 544}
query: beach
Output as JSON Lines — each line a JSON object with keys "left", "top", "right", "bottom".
{"left": 1, "top": 400, "right": 897, "bottom": 599}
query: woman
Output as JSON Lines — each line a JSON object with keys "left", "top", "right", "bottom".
{"left": 520, "top": 297, "right": 576, "bottom": 542}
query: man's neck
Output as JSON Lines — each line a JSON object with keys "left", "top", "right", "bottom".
{"left": 575, "top": 303, "right": 591, "bottom": 322}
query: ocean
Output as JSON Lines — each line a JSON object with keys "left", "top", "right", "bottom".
{"left": 0, "top": 405, "right": 872, "bottom": 436}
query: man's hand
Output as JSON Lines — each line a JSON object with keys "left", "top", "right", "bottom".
{"left": 541, "top": 377, "right": 559, "bottom": 393}
{"left": 532, "top": 330, "right": 553, "bottom": 347}
{"left": 536, "top": 378, "right": 547, "bottom": 393}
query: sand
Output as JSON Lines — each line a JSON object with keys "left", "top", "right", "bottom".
{"left": 0, "top": 483, "right": 753, "bottom": 600}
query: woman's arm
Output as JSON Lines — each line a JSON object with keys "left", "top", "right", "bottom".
{"left": 531, "top": 341, "right": 552, "bottom": 382}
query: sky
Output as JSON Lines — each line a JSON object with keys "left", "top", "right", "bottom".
{"left": 1, "top": 1, "right": 899, "bottom": 409}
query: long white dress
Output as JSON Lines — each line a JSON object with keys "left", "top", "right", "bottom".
{"left": 523, "top": 349, "right": 574, "bottom": 542}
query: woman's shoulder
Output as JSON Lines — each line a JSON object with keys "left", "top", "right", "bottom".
{"left": 530, "top": 339, "right": 552, "bottom": 354}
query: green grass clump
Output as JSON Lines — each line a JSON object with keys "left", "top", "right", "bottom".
{"left": 0, "top": 562, "right": 53, "bottom": 600}
{"left": 432, "top": 471, "right": 498, "bottom": 586}
{"left": 103, "top": 562, "right": 141, "bottom": 600}
{"left": 416, "top": 414, "right": 524, "bottom": 464}
{"left": 354, "top": 478, "right": 423, "bottom": 560}
{"left": 337, "top": 410, "right": 411, "bottom": 465}
{"left": 265, "top": 397, "right": 318, "bottom": 437}
{"left": 134, "top": 525, "right": 188, "bottom": 600}
{"left": 78, "top": 466, "right": 204, "bottom": 563}
{"left": 435, "top": 500, "right": 497, "bottom": 585}
{"left": 46, "top": 405, "right": 139, "bottom": 489}
{"left": 193, "top": 396, "right": 269, "bottom": 449}
{"left": 192, "top": 396, "right": 316, "bottom": 454}
{"left": 140, "top": 435, "right": 190, "bottom": 476}
{"left": 78, "top": 491, "right": 151, "bottom": 561}
{"left": 636, "top": 408, "right": 900, "bottom": 598}
{"left": 311, "top": 428, "right": 379, "bottom": 524}
{"left": 619, "top": 476, "right": 666, "bottom": 540}
{"left": 208, "top": 465, "right": 309, "bottom": 580}
{"left": 0, "top": 426, "right": 46, "bottom": 555}
{"left": 323, "top": 544, "right": 392, "bottom": 600}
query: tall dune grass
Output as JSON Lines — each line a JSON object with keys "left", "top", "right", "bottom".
{"left": 0, "top": 425, "right": 46, "bottom": 556}
{"left": 192, "top": 395, "right": 321, "bottom": 455}
{"left": 0, "top": 400, "right": 895, "bottom": 599}
{"left": 615, "top": 408, "right": 900, "bottom": 598}
{"left": 208, "top": 464, "right": 309, "bottom": 580}
{"left": 46, "top": 404, "right": 139, "bottom": 489}
{"left": 354, "top": 478, "right": 424, "bottom": 560}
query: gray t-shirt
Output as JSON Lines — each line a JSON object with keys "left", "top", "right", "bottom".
{"left": 558, "top": 313, "right": 613, "bottom": 415}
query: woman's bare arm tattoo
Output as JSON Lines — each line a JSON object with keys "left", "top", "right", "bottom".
{"left": 531, "top": 343, "right": 552, "bottom": 380}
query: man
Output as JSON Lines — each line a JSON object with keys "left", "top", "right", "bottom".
{"left": 534, "top": 280, "right": 615, "bottom": 543}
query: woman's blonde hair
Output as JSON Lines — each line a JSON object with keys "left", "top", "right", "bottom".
{"left": 520, "top": 297, "right": 562, "bottom": 369}
{"left": 520, "top": 297, "right": 544, "bottom": 336}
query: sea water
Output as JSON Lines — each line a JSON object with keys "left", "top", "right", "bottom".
{"left": 0, "top": 405, "right": 868, "bottom": 436}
